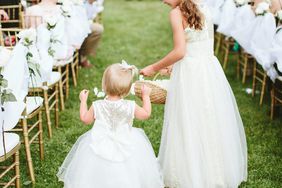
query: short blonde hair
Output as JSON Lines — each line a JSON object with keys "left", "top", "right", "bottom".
{"left": 102, "top": 63, "right": 137, "bottom": 97}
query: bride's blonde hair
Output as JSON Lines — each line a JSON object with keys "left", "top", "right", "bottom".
{"left": 179, "top": 0, "right": 204, "bottom": 30}
{"left": 102, "top": 64, "right": 137, "bottom": 98}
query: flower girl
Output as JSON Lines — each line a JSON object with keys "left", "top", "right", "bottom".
{"left": 57, "top": 63, "right": 163, "bottom": 188}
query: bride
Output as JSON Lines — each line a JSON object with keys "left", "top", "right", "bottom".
{"left": 140, "top": 0, "right": 248, "bottom": 187}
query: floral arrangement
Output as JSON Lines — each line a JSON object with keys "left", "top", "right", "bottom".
{"left": 60, "top": 4, "right": 71, "bottom": 18}
{"left": 18, "top": 29, "right": 41, "bottom": 87}
{"left": 255, "top": 1, "right": 270, "bottom": 16}
{"left": 0, "top": 47, "right": 12, "bottom": 67}
{"left": 234, "top": 0, "right": 249, "bottom": 7}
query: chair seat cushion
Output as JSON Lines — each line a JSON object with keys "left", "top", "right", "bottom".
{"left": 29, "top": 72, "right": 61, "bottom": 88}
{"left": 0, "top": 133, "right": 20, "bottom": 157}
{"left": 26, "top": 97, "right": 43, "bottom": 115}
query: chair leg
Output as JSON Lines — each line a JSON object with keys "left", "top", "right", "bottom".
{"left": 14, "top": 151, "right": 20, "bottom": 188}
{"left": 242, "top": 56, "right": 248, "bottom": 84}
{"left": 259, "top": 74, "right": 267, "bottom": 106}
{"left": 66, "top": 65, "right": 70, "bottom": 99}
{"left": 215, "top": 34, "right": 222, "bottom": 56}
{"left": 43, "top": 90, "right": 52, "bottom": 139}
{"left": 71, "top": 63, "right": 77, "bottom": 87}
{"left": 38, "top": 111, "right": 44, "bottom": 160}
{"left": 58, "top": 67, "right": 65, "bottom": 111}
{"left": 270, "top": 87, "right": 275, "bottom": 120}
{"left": 223, "top": 43, "right": 229, "bottom": 70}
{"left": 55, "top": 83, "right": 59, "bottom": 128}
{"left": 252, "top": 62, "right": 257, "bottom": 97}
{"left": 237, "top": 54, "right": 241, "bottom": 79}
{"left": 22, "top": 119, "right": 35, "bottom": 183}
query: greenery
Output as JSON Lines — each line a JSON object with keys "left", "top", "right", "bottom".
{"left": 12, "top": 0, "right": 282, "bottom": 187}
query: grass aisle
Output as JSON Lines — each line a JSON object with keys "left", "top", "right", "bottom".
{"left": 19, "top": 0, "right": 281, "bottom": 187}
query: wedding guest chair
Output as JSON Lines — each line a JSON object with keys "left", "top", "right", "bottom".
{"left": 221, "top": 37, "right": 238, "bottom": 70}
{"left": 237, "top": 49, "right": 255, "bottom": 84}
{"left": 214, "top": 32, "right": 222, "bottom": 56}
{"left": 71, "top": 50, "right": 80, "bottom": 87}
{"left": 0, "top": 27, "right": 60, "bottom": 138}
{"left": 12, "top": 96, "right": 44, "bottom": 183}
{"left": 270, "top": 76, "right": 282, "bottom": 119}
{"left": 0, "top": 28, "right": 21, "bottom": 50}
{"left": 0, "top": 133, "right": 21, "bottom": 188}
{"left": 252, "top": 61, "right": 268, "bottom": 105}
{"left": 0, "top": 4, "right": 23, "bottom": 28}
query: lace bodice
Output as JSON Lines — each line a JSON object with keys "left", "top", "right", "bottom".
{"left": 184, "top": 3, "right": 214, "bottom": 43}
{"left": 183, "top": 3, "right": 215, "bottom": 57}
{"left": 93, "top": 99, "right": 135, "bottom": 131}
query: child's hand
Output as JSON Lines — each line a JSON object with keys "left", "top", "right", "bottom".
{"left": 141, "top": 85, "right": 152, "bottom": 98}
{"left": 79, "top": 90, "right": 89, "bottom": 102}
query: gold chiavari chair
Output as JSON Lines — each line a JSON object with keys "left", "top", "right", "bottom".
{"left": 12, "top": 97, "right": 44, "bottom": 183}
{"left": 0, "top": 28, "right": 21, "bottom": 50}
{"left": 237, "top": 49, "right": 255, "bottom": 84}
{"left": 0, "top": 133, "right": 21, "bottom": 188}
{"left": 252, "top": 61, "right": 268, "bottom": 105}
{"left": 53, "top": 61, "right": 70, "bottom": 110}
{"left": 0, "top": 27, "right": 59, "bottom": 139}
{"left": 71, "top": 50, "right": 80, "bottom": 88}
{"left": 0, "top": 4, "right": 24, "bottom": 28}
{"left": 214, "top": 32, "right": 223, "bottom": 56}
{"left": 23, "top": 15, "right": 43, "bottom": 29}
{"left": 221, "top": 37, "right": 238, "bottom": 70}
{"left": 270, "top": 76, "right": 282, "bottom": 120}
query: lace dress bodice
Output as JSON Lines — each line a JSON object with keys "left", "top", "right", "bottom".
{"left": 90, "top": 99, "right": 136, "bottom": 162}
{"left": 93, "top": 99, "right": 135, "bottom": 131}
{"left": 184, "top": 3, "right": 215, "bottom": 58}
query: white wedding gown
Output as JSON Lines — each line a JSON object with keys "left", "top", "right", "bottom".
{"left": 158, "top": 3, "right": 248, "bottom": 188}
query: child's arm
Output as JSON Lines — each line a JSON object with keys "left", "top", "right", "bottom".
{"left": 135, "top": 85, "right": 152, "bottom": 120}
{"left": 140, "top": 8, "right": 186, "bottom": 76}
{"left": 79, "top": 90, "right": 95, "bottom": 125}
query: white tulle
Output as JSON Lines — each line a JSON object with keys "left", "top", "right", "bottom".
{"left": 217, "top": 0, "right": 237, "bottom": 36}
{"left": 57, "top": 99, "right": 163, "bottom": 188}
{"left": 158, "top": 4, "right": 247, "bottom": 188}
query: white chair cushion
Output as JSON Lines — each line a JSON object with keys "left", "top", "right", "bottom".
{"left": 0, "top": 133, "right": 20, "bottom": 157}
{"left": 48, "top": 72, "right": 61, "bottom": 86}
{"left": 26, "top": 97, "right": 43, "bottom": 115}
{"left": 29, "top": 71, "right": 61, "bottom": 88}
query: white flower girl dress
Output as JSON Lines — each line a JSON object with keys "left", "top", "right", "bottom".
{"left": 57, "top": 99, "right": 163, "bottom": 188}
{"left": 158, "top": 2, "right": 247, "bottom": 188}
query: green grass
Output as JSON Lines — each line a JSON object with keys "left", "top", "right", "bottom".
{"left": 12, "top": 0, "right": 282, "bottom": 187}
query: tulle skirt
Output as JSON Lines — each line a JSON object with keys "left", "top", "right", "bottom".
{"left": 158, "top": 54, "right": 248, "bottom": 188}
{"left": 57, "top": 128, "right": 163, "bottom": 188}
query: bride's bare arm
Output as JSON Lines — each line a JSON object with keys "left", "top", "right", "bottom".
{"left": 140, "top": 8, "right": 186, "bottom": 76}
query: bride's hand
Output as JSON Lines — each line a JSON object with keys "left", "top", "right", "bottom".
{"left": 140, "top": 65, "right": 157, "bottom": 77}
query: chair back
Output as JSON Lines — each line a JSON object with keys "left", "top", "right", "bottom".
{"left": 0, "top": 3, "right": 24, "bottom": 28}
{"left": 0, "top": 28, "right": 22, "bottom": 50}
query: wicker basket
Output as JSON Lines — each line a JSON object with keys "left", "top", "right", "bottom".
{"left": 134, "top": 80, "right": 167, "bottom": 104}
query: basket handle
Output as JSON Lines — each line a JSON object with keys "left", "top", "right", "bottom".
{"left": 153, "top": 72, "right": 160, "bottom": 81}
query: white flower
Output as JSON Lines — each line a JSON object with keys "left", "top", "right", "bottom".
{"left": 277, "top": 10, "right": 282, "bottom": 20}
{"left": 0, "top": 47, "right": 12, "bottom": 67}
{"left": 139, "top": 75, "right": 144, "bottom": 81}
{"left": 97, "top": 91, "right": 105, "bottom": 98}
{"left": 93, "top": 87, "right": 99, "bottom": 95}
{"left": 21, "top": 0, "right": 27, "bottom": 8}
{"left": 130, "top": 83, "right": 135, "bottom": 95}
{"left": 255, "top": 2, "right": 270, "bottom": 15}
{"left": 235, "top": 0, "right": 249, "bottom": 6}
{"left": 18, "top": 28, "right": 37, "bottom": 46}
{"left": 61, "top": 5, "right": 72, "bottom": 12}
{"left": 120, "top": 60, "right": 132, "bottom": 69}
{"left": 44, "top": 15, "right": 58, "bottom": 29}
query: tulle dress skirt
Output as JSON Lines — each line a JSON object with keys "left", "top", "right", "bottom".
{"left": 158, "top": 40, "right": 248, "bottom": 188}
{"left": 57, "top": 127, "right": 163, "bottom": 188}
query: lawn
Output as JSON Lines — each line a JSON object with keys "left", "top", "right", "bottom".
{"left": 17, "top": 0, "right": 282, "bottom": 187}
